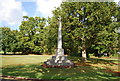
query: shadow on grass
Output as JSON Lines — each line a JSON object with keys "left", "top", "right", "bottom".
{"left": 68, "top": 56, "right": 118, "bottom": 66}
{"left": 2, "top": 63, "right": 120, "bottom": 81}
{"left": 87, "top": 58, "right": 118, "bottom": 65}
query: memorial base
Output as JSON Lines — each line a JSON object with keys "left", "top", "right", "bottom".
{"left": 43, "top": 48, "right": 74, "bottom": 68}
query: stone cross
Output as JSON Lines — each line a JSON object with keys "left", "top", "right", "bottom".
{"left": 44, "top": 14, "right": 74, "bottom": 68}
{"left": 58, "top": 17, "right": 62, "bottom": 49}
{"left": 56, "top": 17, "right": 64, "bottom": 56}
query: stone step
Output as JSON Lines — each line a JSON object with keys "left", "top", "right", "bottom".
{"left": 52, "top": 56, "right": 67, "bottom": 60}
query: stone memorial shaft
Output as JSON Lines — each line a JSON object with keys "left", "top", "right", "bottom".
{"left": 56, "top": 17, "right": 64, "bottom": 56}
{"left": 44, "top": 16, "right": 74, "bottom": 67}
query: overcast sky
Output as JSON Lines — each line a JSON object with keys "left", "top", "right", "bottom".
{"left": 0, "top": 0, "right": 119, "bottom": 30}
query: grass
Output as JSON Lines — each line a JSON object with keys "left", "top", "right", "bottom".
{"left": 0, "top": 51, "right": 22, "bottom": 54}
{"left": 0, "top": 55, "right": 51, "bottom": 67}
{"left": 68, "top": 55, "right": 119, "bottom": 72}
{"left": 1, "top": 55, "right": 120, "bottom": 80}
{"left": 1, "top": 63, "right": 120, "bottom": 81}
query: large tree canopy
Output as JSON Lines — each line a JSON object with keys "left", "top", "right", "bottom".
{"left": 0, "top": 27, "right": 11, "bottom": 54}
{"left": 50, "top": 2, "right": 119, "bottom": 58}
{"left": 19, "top": 16, "right": 46, "bottom": 54}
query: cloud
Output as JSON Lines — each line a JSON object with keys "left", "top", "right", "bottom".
{"left": 23, "top": 11, "right": 28, "bottom": 16}
{"left": 114, "top": 0, "right": 119, "bottom": 2}
{"left": 0, "top": 0, "right": 28, "bottom": 29}
{"left": 36, "top": 0, "right": 62, "bottom": 18}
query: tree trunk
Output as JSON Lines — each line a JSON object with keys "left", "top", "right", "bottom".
{"left": 4, "top": 50, "right": 6, "bottom": 54}
{"left": 82, "top": 45, "right": 87, "bottom": 62}
{"left": 81, "top": 36, "right": 86, "bottom": 62}
{"left": 13, "top": 52, "right": 16, "bottom": 54}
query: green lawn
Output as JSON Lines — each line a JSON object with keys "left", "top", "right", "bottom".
{"left": 2, "top": 63, "right": 120, "bottom": 81}
{"left": 0, "top": 55, "right": 51, "bottom": 67}
{"left": 1, "top": 55, "right": 120, "bottom": 81}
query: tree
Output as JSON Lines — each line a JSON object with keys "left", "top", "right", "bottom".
{"left": 9, "top": 30, "right": 20, "bottom": 54}
{"left": 116, "top": 4, "right": 120, "bottom": 52}
{"left": 44, "top": 17, "right": 58, "bottom": 54}
{"left": 51, "top": 2, "right": 119, "bottom": 60}
{"left": 0, "top": 27, "right": 11, "bottom": 54}
{"left": 19, "top": 16, "right": 46, "bottom": 54}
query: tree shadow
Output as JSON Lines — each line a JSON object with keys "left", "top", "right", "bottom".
{"left": 68, "top": 56, "right": 118, "bottom": 66}
{"left": 87, "top": 58, "right": 118, "bottom": 66}
{"left": 2, "top": 63, "right": 120, "bottom": 81}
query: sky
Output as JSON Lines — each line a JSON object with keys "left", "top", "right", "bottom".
{"left": 0, "top": 0, "right": 119, "bottom": 30}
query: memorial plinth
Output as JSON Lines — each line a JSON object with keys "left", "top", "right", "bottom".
{"left": 44, "top": 48, "right": 74, "bottom": 68}
{"left": 43, "top": 17, "right": 74, "bottom": 68}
